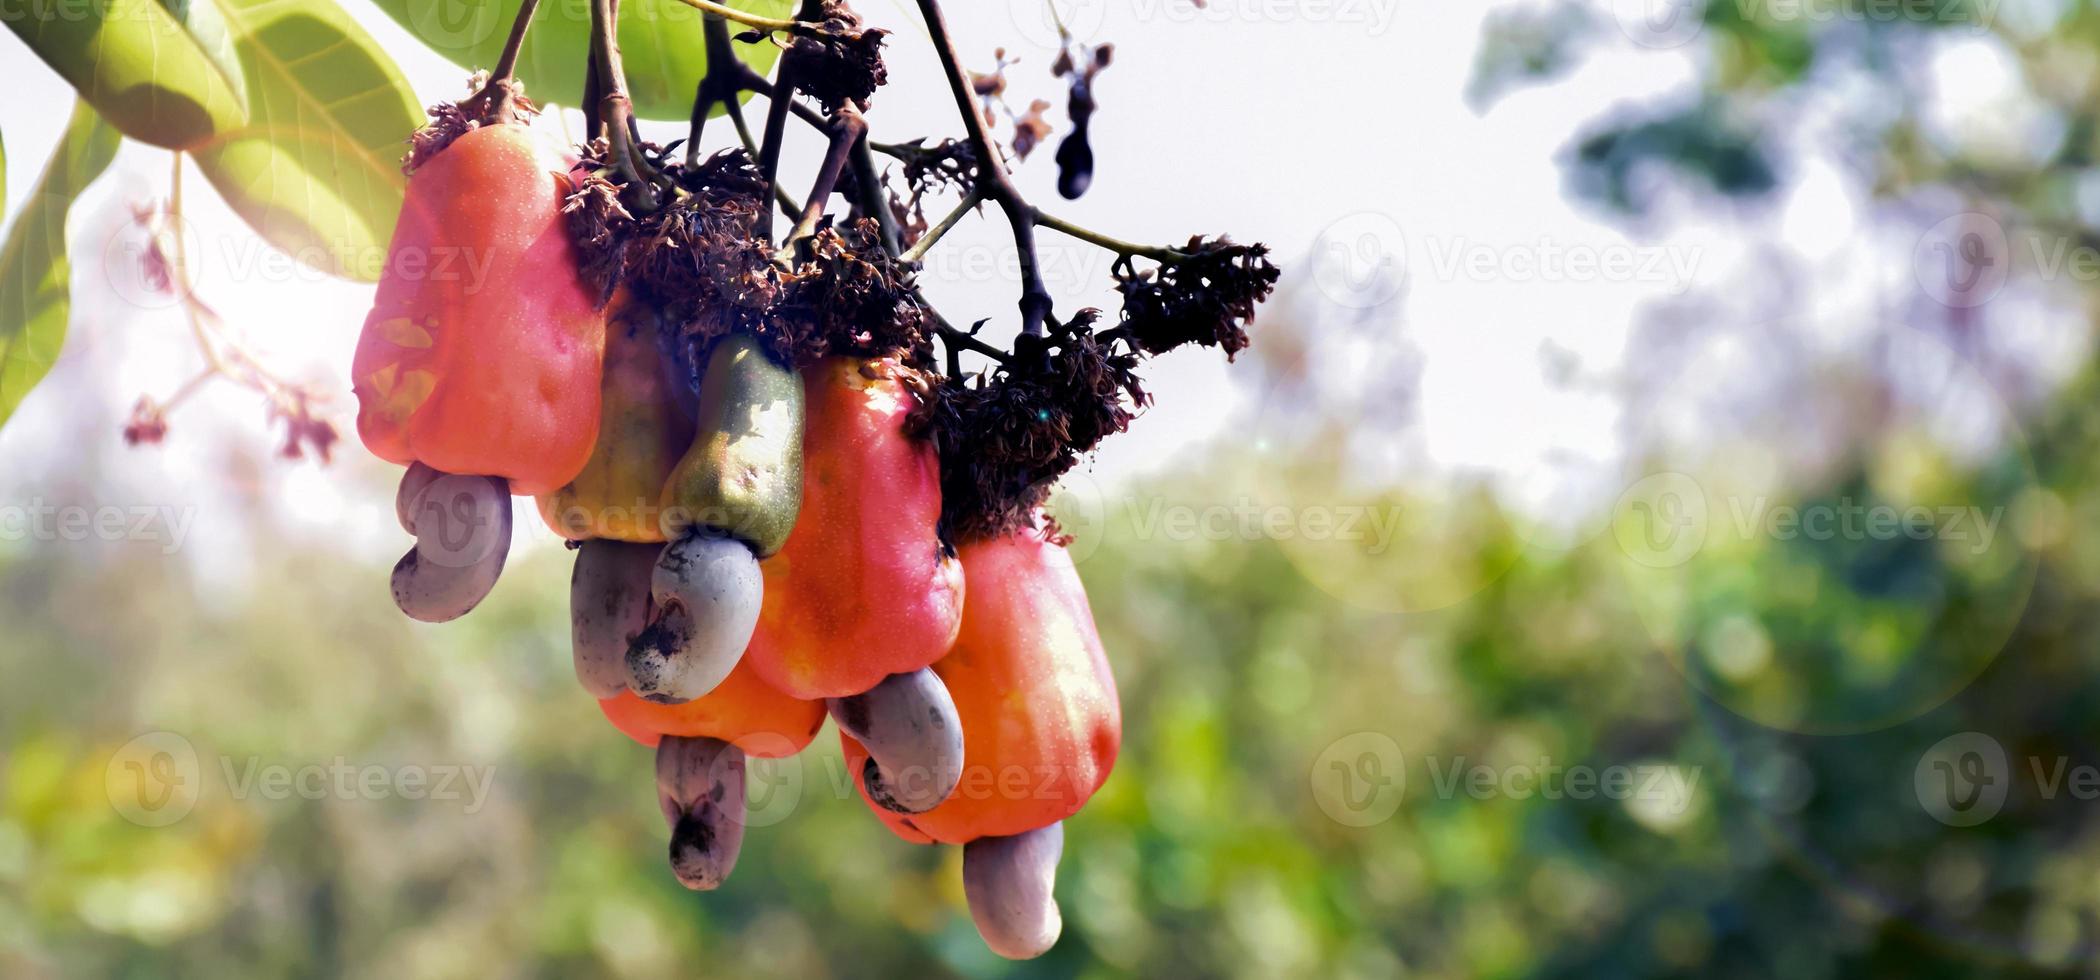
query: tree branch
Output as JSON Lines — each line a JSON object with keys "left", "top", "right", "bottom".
{"left": 1032, "top": 207, "right": 1183, "bottom": 262}
{"left": 850, "top": 132, "right": 902, "bottom": 256}
{"left": 666, "top": 0, "right": 810, "bottom": 35}
{"left": 787, "top": 107, "right": 868, "bottom": 254}
{"left": 914, "top": 0, "right": 1052, "bottom": 337}
{"left": 900, "top": 190, "right": 982, "bottom": 263}
{"left": 466, "top": 0, "right": 541, "bottom": 123}
{"left": 592, "top": 0, "right": 659, "bottom": 210}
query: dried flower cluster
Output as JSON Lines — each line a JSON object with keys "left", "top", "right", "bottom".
{"left": 768, "top": 0, "right": 889, "bottom": 114}
{"left": 566, "top": 149, "right": 930, "bottom": 370}
{"left": 404, "top": 73, "right": 538, "bottom": 174}
{"left": 1114, "top": 236, "right": 1280, "bottom": 359}
{"left": 911, "top": 313, "right": 1148, "bottom": 543}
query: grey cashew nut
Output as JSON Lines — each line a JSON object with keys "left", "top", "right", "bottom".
{"left": 569, "top": 539, "right": 657, "bottom": 698}
{"left": 656, "top": 734, "right": 747, "bottom": 890}
{"left": 390, "top": 468, "right": 511, "bottom": 623}
{"left": 625, "top": 531, "right": 761, "bottom": 703}
{"left": 963, "top": 822, "right": 1065, "bottom": 960}
{"left": 827, "top": 667, "right": 963, "bottom": 814}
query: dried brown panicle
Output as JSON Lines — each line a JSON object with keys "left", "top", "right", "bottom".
{"left": 122, "top": 397, "right": 168, "bottom": 447}
{"left": 1115, "top": 236, "right": 1280, "bottom": 359}
{"left": 890, "top": 138, "right": 978, "bottom": 200}
{"left": 1013, "top": 99, "right": 1053, "bottom": 161}
{"left": 561, "top": 163, "right": 638, "bottom": 307}
{"left": 404, "top": 73, "right": 539, "bottom": 174}
{"left": 770, "top": 219, "right": 933, "bottom": 366}
{"left": 779, "top": 0, "right": 889, "bottom": 113}
{"left": 911, "top": 312, "right": 1148, "bottom": 544}
{"left": 632, "top": 187, "right": 778, "bottom": 341}
{"left": 273, "top": 393, "right": 340, "bottom": 463}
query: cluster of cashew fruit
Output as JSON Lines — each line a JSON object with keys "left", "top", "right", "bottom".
{"left": 352, "top": 114, "right": 1117, "bottom": 960}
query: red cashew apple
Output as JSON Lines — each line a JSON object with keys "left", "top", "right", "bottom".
{"left": 600, "top": 657, "right": 826, "bottom": 758}
{"left": 844, "top": 524, "right": 1119, "bottom": 844}
{"left": 745, "top": 358, "right": 965, "bottom": 700}
{"left": 352, "top": 123, "right": 606, "bottom": 497}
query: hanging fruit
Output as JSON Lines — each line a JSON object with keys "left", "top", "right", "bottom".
{"left": 538, "top": 293, "right": 696, "bottom": 544}
{"left": 340, "top": 0, "right": 1276, "bottom": 961}
{"left": 354, "top": 114, "right": 607, "bottom": 623}
{"left": 624, "top": 334, "right": 806, "bottom": 705}
{"left": 744, "top": 357, "right": 964, "bottom": 702}
{"left": 843, "top": 523, "right": 1120, "bottom": 958}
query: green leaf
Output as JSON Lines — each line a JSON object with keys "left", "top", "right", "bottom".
{"left": 192, "top": 0, "right": 427, "bottom": 283}
{"left": 161, "top": 0, "right": 249, "bottom": 104}
{"left": 2, "top": 0, "right": 247, "bottom": 150}
{"left": 369, "top": 0, "right": 791, "bottom": 121}
{"left": 0, "top": 102, "right": 120, "bottom": 430}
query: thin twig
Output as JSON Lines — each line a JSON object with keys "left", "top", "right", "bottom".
{"left": 935, "top": 320, "right": 1009, "bottom": 364}
{"left": 688, "top": 14, "right": 734, "bottom": 166}
{"left": 1032, "top": 207, "right": 1183, "bottom": 261}
{"left": 849, "top": 132, "right": 901, "bottom": 256}
{"left": 490, "top": 0, "right": 539, "bottom": 85}
{"left": 787, "top": 107, "right": 869, "bottom": 254}
{"left": 665, "top": 0, "right": 807, "bottom": 34}
{"left": 468, "top": 0, "right": 541, "bottom": 122}
{"left": 914, "top": 0, "right": 1052, "bottom": 337}
{"left": 593, "top": 0, "right": 660, "bottom": 211}
{"left": 900, "top": 190, "right": 982, "bottom": 263}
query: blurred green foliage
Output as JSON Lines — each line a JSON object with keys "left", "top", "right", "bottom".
{"left": 2, "top": 345, "right": 2097, "bottom": 977}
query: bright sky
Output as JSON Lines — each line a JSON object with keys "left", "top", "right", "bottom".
{"left": 0, "top": 0, "right": 1857, "bottom": 593}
